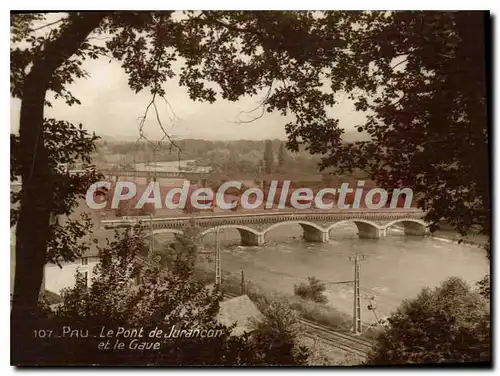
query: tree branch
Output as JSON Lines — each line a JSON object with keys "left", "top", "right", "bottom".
{"left": 29, "top": 17, "right": 65, "bottom": 33}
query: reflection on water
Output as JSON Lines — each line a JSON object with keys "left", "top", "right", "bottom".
{"left": 196, "top": 222, "right": 489, "bottom": 324}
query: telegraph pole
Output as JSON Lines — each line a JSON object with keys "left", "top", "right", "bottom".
{"left": 349, "top": 254, "right": 364, "bottom": 334}
{"left": 240, "top": 268, "right": 246, "bottom": 295}
{"left": 149, "top": 213, "right": 154, "bottom": 256}
{"left": 215, "top": 227, "right": 221, "bottom": 287}
{"left": 366, "top": 295, "right": 381, "bottom": 324}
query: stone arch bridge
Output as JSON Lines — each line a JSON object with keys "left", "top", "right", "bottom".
{"left": 101, "top": 209, "right": 429, "bottom": 246}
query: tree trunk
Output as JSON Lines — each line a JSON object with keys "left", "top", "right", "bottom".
{"left": 11, "top": 13, "right": 105, "bottom": 365}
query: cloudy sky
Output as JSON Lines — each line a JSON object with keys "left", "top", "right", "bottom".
{"left": 10, "top": 13, "right": 368, "bottom": 142}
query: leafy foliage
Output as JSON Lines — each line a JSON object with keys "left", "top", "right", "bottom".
{"left": 56, "top": 225, "right": 219, "bottom": 327}
{"left": 159, "top": 219, "right": 200, "bottom": 277}
{"left": 294, "top": 276, "right": 328, "bottom": 304}
{"left": 316, "top": 12, "right": 489, "bottom": 238}
{"left": 11, "top": 118, "right": 101, "bottom": 265}
{"left": 11, "top": 119, "right": 100, "bottom": 218}
{"left": 476, "top": 274, "right": 490, "bottom": 300}
{"left": 11, "top": 11, "right": 351, "bottom": 160}
{"left": 38, "top": 226, "right": 309, "bottom": 365}
{"left": 366, "top": 277, "right": 490, "bottom": 365}
{"left": 45, "top": 214, "right": 94, "bottom": 267}
{"left": 250, "top": 299, "right": 309, "bottom": 365}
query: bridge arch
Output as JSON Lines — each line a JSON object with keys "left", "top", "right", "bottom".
{"left": 384, "top": 218, "right": 428, "bottom": 236}
{"left": 149, "top": 229, "right": 184, "bottom": 248}
{"left": 200, "top": 225, "right": 264, "bottom": 246}
{"left": 327, "top": 219, "right": 384, "bottom": 239}
{"left": 264, "top": 221, "right": 329, "bottom": 243}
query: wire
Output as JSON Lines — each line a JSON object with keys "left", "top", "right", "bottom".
{"left": 323, "top": 280, "right": 354, "bottom": 285}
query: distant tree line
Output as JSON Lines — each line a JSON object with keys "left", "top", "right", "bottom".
{"left": 92, "top": 138, "right": 345, "bottom": 177}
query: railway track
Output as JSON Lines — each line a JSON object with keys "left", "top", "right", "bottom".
{"left": 223, "top": 293, "right": 374, "bottom": 358}
{"left": 300, "top": 318, "right": 374, "bottom": 358}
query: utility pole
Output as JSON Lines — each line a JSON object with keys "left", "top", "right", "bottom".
{"left": 366, "top": 295, "right": 381, "bottom": 324}
{"left": 215, "top": 227, "right": 221, "bottom": 287}
{"left": 349, "top": 254, "right": 364, "bottom": 335}
{"left": 240, "top": 268, "right": 246, "bottom": 295}
{"left": 149, "top": 213, "right": 154, "bottom": 256}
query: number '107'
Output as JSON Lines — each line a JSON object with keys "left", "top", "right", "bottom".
{"left": 33, "top": 329, "right": 53, "bottom": 338}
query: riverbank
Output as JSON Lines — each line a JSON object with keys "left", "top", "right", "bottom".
{"left": 391, "top": 223, "right": 489, "bottom": 249}
{"left": 427, "top": 222, "right": 490, "bottom": 251}
{"left": 195, "top": 266, "right": 368, "bottom": 365}
{"left": 194, "top": 263, "right": 382, "bottom": 341}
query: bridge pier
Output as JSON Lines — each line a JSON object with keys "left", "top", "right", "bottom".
{"left": 302, "top": 227, "right": 330, "bottom": 243}
{"left": 356, "top": 222, "right": 386, "bottom": 239}
{"left": 403, "top": 221, "right": 428, "bottom": 236}
{"left": 238, "top": 230, "right": 265, "bottom": 246}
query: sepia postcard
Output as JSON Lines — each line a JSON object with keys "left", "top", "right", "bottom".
{"left": 10, "top": 10, "right": 491, "bottom": 366}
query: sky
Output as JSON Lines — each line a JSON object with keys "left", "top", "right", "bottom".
{"left": 10, "top": 13, "right": 368, "bottom": 142}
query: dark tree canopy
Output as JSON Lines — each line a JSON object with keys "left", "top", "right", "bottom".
{"left": 10, "top": 11, "right": 490, "bottom": 364}
{"left": 11, "top": 119, "right": 101, "bottom": 266}
{"left": 367, "top": 277, "right": 490, "bottom": 365}
{"left": 40, "top": 227, "right": 309, "bottom": 365}
{"left": 250, "top": 299, "right": 309, "bottom": 365}
{"left": 11, "top": 12, "right": 490, "bottom": 238}
{"left": 11, "top": 11, "right": 349, "bottom": 355}
{"left": 318, "top": 12, "right": 489, "bottom": 239}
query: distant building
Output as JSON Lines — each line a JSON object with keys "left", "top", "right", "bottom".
{"left": 43, "top": 247, "right": 100, "bottom": 295}
{"left": 42, "top": 229, "right": 118, "bottom": 295}
{"left": 11, "top": 216, "right": 102, "bottom": 296}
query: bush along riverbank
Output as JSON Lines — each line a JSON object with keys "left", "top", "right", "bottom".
{"left": 392, "top": 222, "right": 490, "bottom": 249}
{"left": 429, "top": 230, "right": 490, "bottom": 248}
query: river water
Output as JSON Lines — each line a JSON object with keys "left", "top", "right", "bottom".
{"left": 170, "top": 222, "right": 490, "bottom": 324}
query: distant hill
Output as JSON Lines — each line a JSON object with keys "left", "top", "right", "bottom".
{"left": 98, "top": 128, "right": 369, "bottom": 143}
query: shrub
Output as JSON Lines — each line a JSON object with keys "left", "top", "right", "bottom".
{"left": 366, "top": 277, "right": 490, "bottom": 365}
{"left": 294, "top": 277, "right": 328, "bottom": 304}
